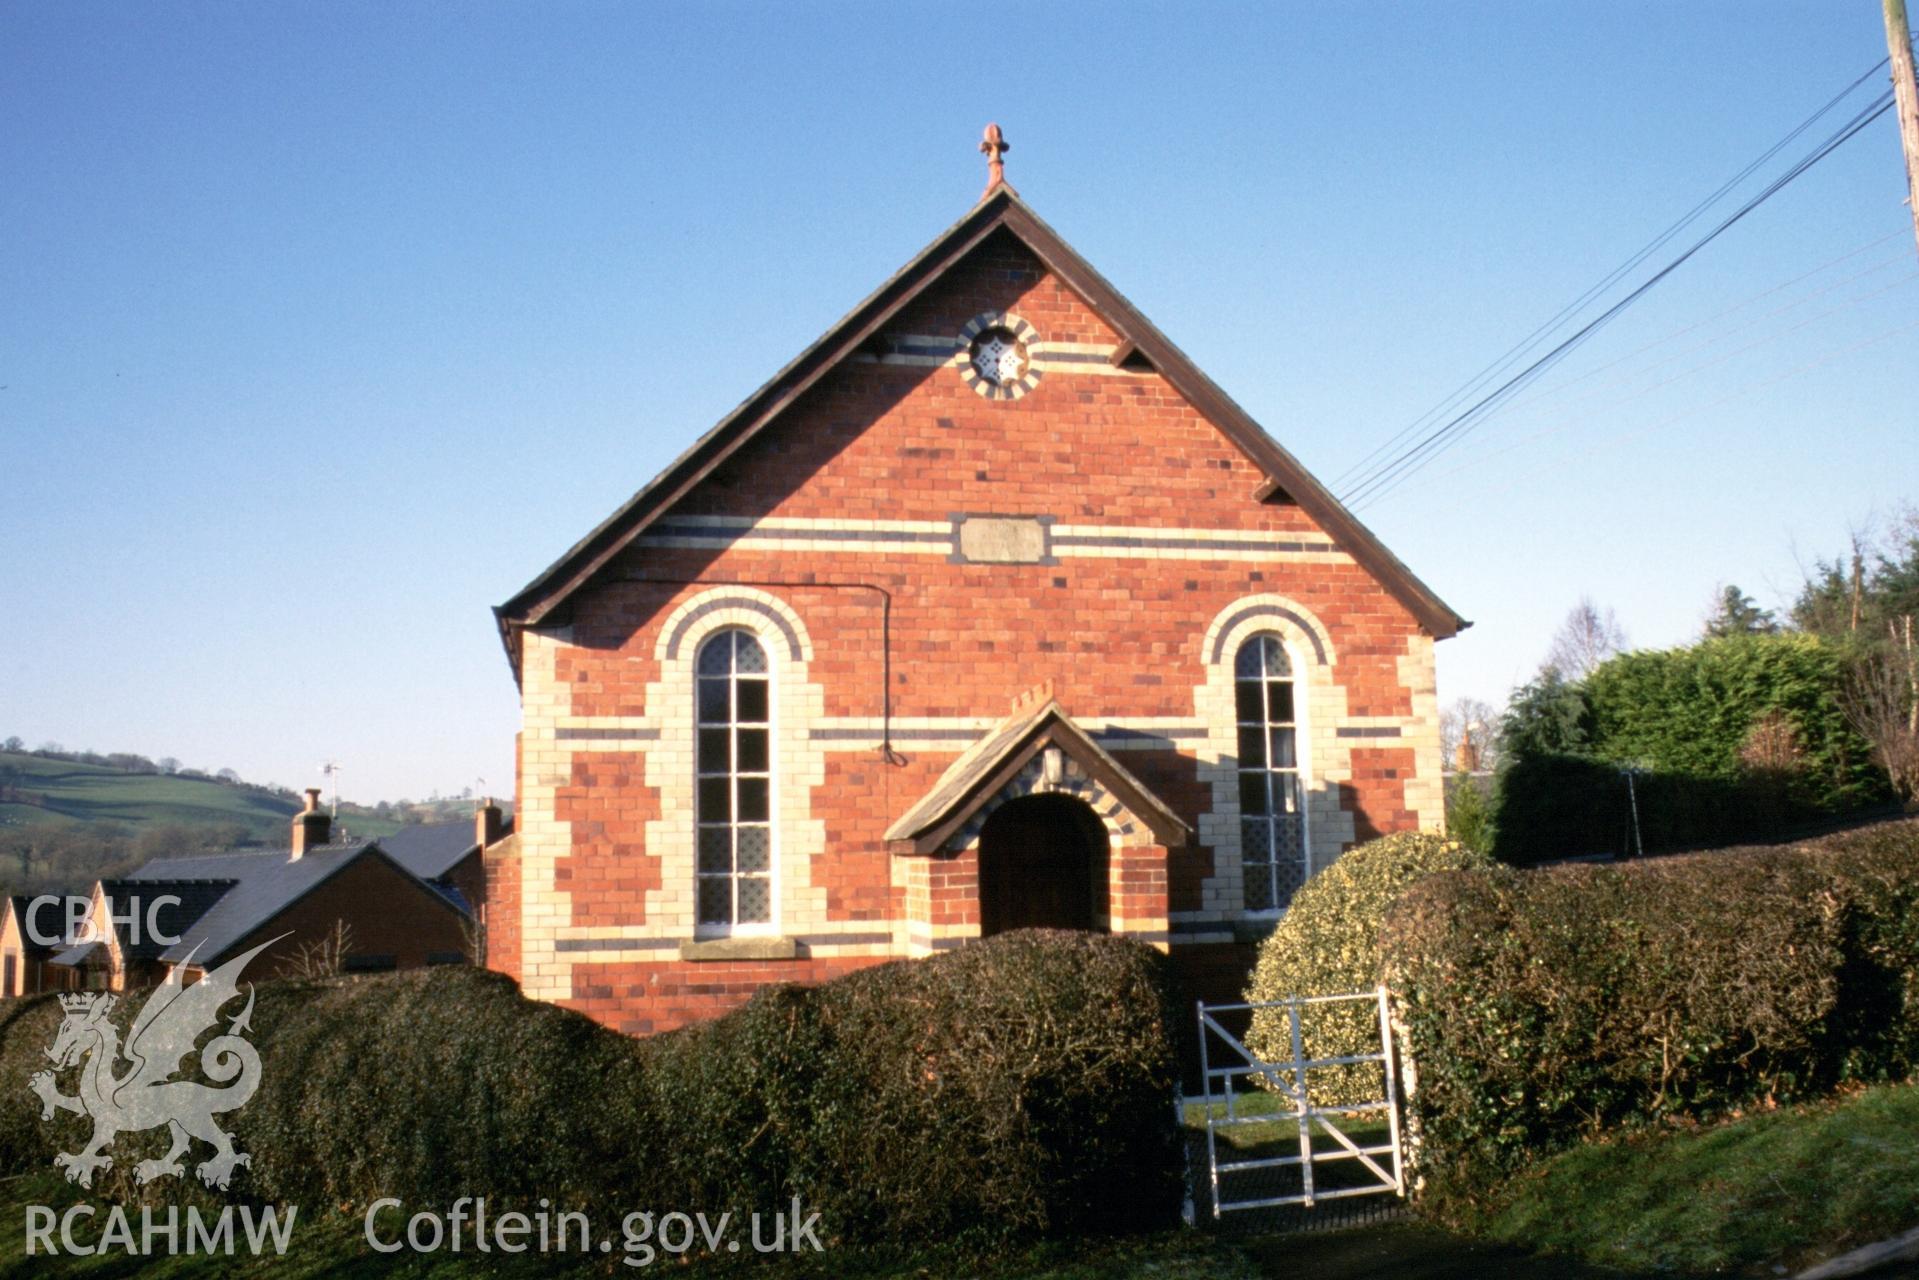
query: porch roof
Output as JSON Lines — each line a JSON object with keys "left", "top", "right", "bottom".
{"left": 882, "top": 694, "right": 1192, "bottom": 855}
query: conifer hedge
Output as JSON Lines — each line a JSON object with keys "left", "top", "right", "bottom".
{"left": 0, "top": 929, "right": 1182, "bottom": 1243}
{"left": 1383, "top": 821, "right": 1919, "bottom": 1203}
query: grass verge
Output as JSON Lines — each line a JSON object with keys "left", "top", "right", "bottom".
{"left": 1474, "top": 1079, "right": 1919, "bottom": 1275}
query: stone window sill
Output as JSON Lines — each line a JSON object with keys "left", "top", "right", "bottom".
{"left": 680, "top": 936, "right": 800, "bottom": 962}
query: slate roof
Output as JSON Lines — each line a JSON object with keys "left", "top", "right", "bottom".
{"left": 48, "top": 940, "right": 101, "bottom": 968}
{"left": 883, "top": 697, "right": 1192, "bottom": 854}
{"left": 99, "top": 878, "right": 240, "bottom": 961}
{"left": 495, "top": 185, "right": 1467, "bottom": 675}
{"left": 125, "top": 840, "right": 469, "bottom": 967}
{"left": 378, "top": 821, "right": 482, "bottom": 880}
{"left": 8, "top": 895, "right": 63, "bottom": 957}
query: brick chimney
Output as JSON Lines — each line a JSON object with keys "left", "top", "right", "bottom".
{"left": 1454, "top": 727, "right": 1481, "bottom": 775}
{"left": 475, "top": 797, "right": 504, "bottom": 849}
{"left": 291, "top": 788, "right": 331, "bottom": 858}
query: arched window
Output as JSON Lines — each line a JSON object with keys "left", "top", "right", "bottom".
{"left": 1235, "top": 634, "right": 1304, "bottom": 911}
{"left": 695, "top": 630, "right": 772, "bottom": 930}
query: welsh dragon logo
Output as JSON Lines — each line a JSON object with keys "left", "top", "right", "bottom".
{"left": 29, "top": 938, "right": 276, "bottom": 1190}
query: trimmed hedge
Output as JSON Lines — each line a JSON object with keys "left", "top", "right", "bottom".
{"left": 1383, "top": 820, "right": 1919, "bottom": 1203}
{"left": 0, "top": 929, "right": 1182, "bottom": 1243}
{"left": 1245, "top": 832, "right": 1491, "bottom": 1103}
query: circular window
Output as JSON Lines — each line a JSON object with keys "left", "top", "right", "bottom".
{"left": 957, "top": 312, "right": 1042, "bottom": 401}
{"left": 970, "top": 327, "right": 1028, "bottom": 385}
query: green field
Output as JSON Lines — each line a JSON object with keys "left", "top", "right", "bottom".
{"left": 0, "top": 752, "right": 401, "bottom": 840}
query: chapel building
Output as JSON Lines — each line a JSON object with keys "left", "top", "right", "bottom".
{"left": 486, "top": 137, "right": 1467, "bottom": 1035}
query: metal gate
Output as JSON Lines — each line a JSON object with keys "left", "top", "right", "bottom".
{"left": 1191, "top": 988, "right": 1405, "bottom": 1217}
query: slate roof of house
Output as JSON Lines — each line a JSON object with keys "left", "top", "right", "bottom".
{"left": 125, "top": 841, "right": 469, "bottom": 966}
{"left": 883, "top": 695, "right": 1192, "bottom": 854}
{"left": 378, "top": 820, "right": 486, "bottom": 881}
{"left": 47, "top": 940, "right": 101, "bottom": 969}
{"left": 8, "top": 895, "right": 63, "bottom": 957}
{"left": 494, "top": 185, "right": 1468, "bottom": 674}
{"left": 99, "top": 878, "right": 240, "bottom": 961}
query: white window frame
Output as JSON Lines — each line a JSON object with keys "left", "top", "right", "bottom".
{"left": 692, "top": 628, "right": 779, "bottom": 938}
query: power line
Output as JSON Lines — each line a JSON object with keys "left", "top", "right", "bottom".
{"left": 1486, "top": 230, "right": 1910, "bottom": 423}
{"left": 1329, "top": 57, "right": 1893, "bottom": 494}
{"left": 1408, "top": 267, "right": 1919, "bottom": 493}
{"left": 1465, "top": 309, "right": 1919, "bottom": 508}
{"left": 1340, "top": 87, "right": 1897, "bottom": 511}
{"left": 1343, "top": 87, "right": 1896, "bottom": 508}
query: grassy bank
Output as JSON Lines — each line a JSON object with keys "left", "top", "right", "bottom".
{"left": 1475, "top": 1079, "right": 1919, "bottom": 1275}
{"left": 0, "top": 1170, "right": 1681, "bottom": 1279}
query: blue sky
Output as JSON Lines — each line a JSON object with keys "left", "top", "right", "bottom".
{"left": 4, "top": 4, "right": 1915, "bottom": 801}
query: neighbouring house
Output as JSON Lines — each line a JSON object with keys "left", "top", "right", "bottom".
{"left": 0, "top": 895, "right": 67, "bottom": 997}
{"left": 486, "top": 141, "right": 1466, "bottom": 1036}
{"left": 378, "top": 802, "right": 508, "bottom": 914}
{"left": 38, "top": 791, "right": 486, "bottom": 991}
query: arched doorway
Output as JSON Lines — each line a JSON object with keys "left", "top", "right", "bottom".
{"left": 977, "top": 793, "right": 1110, "bottom": 936}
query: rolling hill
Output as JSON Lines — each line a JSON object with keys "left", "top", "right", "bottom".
{"left": 0, "top": 752, "right": 405, "bottom": 840}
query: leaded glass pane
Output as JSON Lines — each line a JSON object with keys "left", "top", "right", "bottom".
{"left": 1273, "top": 813, "right": 1304, "bottom": 862}
{"left": 697, "top": 635, "right": 734, "bottom": 676}
{"left": 736, "top": 877, "right": 771, "bottom": 924}
{"left": 1241, "top": 817, "right": 1271, "bottom": 864}
{"left": 736, "top": 826, "right": 770, "bottom": 872}
{"left": 698, "top": 827, "right": 732, "bottom": 873}
{"left": 697, "top": 877, "right": 731, "bottom": 925}
{"left": 1271, "top": 815, "right": 1306, "bottom": 908}
{"left": 734, "top": 634, "right": 767, "bottom": 673}
{"left": 697, "top": 679, "right": 729, "bottom": 724}
{"left": 1243, "top": 860, "right": 1275, "bottom": 913}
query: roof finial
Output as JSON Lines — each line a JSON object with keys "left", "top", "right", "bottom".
{"left": 980, "top": 123, "right": 1015, "bottom": 197}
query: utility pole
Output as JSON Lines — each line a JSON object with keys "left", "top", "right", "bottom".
{"left": 1885, "top": 0, "right": 1919, "bottom": 256}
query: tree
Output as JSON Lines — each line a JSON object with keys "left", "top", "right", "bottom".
{"left": 1, "top": 737, "right": 22, "bottom": 753}
{"left": 1499, "top": 668, "right": 1591, "bottom": 760}
{"left": 215, "top": 768, "right": 241, "bottom": 785}
{"left": 1843, "top": 615, "right": 1919, "bottom": 803}
{"left": 1793, "top": 507, "right": 1919, "bottom": 640}
{"left": 1545, "top": 597, "right": 1627, "bottom": 680}
{"left": 157, "top": 757, "right": 181, "bottom": 774}
{"left": 1445, "top": 774, "right": 1493, "bottom": 851}
{"left": 1704, "top": 584, "right": 1778, "bottom": 638}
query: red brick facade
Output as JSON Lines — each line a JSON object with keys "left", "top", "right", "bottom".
{"left": 490, "top": 191, "right": 1461, "bottom": 1036}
